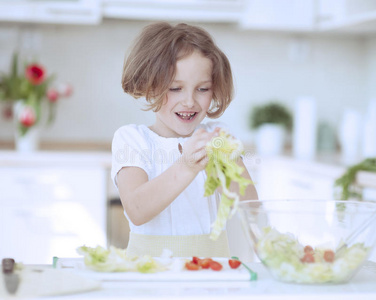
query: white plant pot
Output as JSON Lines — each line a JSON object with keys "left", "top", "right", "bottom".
{"left": 255, "top": 124, "right": 285, "bottom": 156}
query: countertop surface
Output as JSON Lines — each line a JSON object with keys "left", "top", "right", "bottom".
{"left": 3, "top": 260, "right": 376, "bottom": 300}
{"left": 0, "top": 150, "right": 112, "bottom": 168}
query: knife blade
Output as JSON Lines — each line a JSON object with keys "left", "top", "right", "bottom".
{"left": 2, "top": 258, "right": 20, "bottom": 295}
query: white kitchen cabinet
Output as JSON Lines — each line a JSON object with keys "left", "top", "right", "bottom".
{"left": 239, "top": 0, "right": 315, "bottom": 32}
{"left": 0, "top": 0, "right": 102, "bottom": 25}
{"left": 0, "top": 151, "right": 110, "bottom": 264}
{"left": 244, "top": 155, "right": 376, "bottom": 201}
{"left": 102, "top": 0, "right": 244, "bottom": 23}
{"left": 317, "top": 0, "right": 376, "bottom": 33}
{"left": 249, "top": 156, "right": 345, "bottom": 200}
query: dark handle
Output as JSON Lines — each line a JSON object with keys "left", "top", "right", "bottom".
{"left": 2, "top": 258, "right": 15, "bottom": 274}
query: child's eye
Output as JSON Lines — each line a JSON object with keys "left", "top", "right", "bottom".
{"left": 198, "top": 88, "right": 210, "bottom": 92}
{"left": 169, "top": 87, "right": 181, "bottom": 92}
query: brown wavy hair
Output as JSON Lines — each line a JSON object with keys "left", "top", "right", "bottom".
{"left": 121, "top": 22, "right": 234, "bottom": 118}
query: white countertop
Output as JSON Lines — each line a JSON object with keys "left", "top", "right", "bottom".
{"left": 6, "top": 261, "right": 375, "bottom": 300}
{"left": 84, "top": 261, "right": 376, "bottom": 300}
{"left": 0, "top": 150, "right": 112, "bottom": 168}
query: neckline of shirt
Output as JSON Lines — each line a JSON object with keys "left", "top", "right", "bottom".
{"left": 141, "top": 124, "right": 189, "bottom": 144}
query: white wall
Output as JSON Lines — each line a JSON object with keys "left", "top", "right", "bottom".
{"left": 366, "top": 37, "right": 376, "bottom": 100}
{"left": 0, "top": 20, "right": 373, "bottom": 144}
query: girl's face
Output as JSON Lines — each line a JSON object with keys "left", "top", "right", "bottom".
{"left": 152, "top": 50, "right": 213, "bottom": 138}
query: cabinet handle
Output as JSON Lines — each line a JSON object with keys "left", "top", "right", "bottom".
{"left": 46, "top": 7, "right": 94, "bottom": 15}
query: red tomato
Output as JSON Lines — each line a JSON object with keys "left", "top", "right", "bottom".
{"left": 301, "top": 253, "right": 315, "bottom": 263}
{"left": 185, "top": 261, "right": 200, "bottom": 270}
{"left": 192, "top": 256, "right": 201, "bottom": 265}
{"left": 228, "top": 259, "right": 241, "bottom": 269}
{"left": 209, "top": 261, "right": 223, "bottom": 271}
{"left": 304, "top": 245, "right": 314, "bottom": 253}
{"left": 323, "top": 250, "right": 335, "bottom": 262}
{"left": 198, "top": 258, "right": 213, "bottom": 269}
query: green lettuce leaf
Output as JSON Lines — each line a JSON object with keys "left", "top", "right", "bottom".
{"left": 205, "top": 129, "right": 252, "bottom": 240}
{"left": 77, "top": 245, "right": 166, "bottom": 273}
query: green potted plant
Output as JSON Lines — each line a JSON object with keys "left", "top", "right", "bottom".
{"left": 249, "top": 101, "right": 293, "bottom": 156}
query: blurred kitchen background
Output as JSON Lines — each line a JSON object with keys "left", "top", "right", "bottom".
{"left": 1, "top": 0, "right": 376, "bottom": 264}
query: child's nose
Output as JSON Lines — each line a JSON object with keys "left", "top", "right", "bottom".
{"left": 182, "top": 92, "right": 195, "bottom": 108}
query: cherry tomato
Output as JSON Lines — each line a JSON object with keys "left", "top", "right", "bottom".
{"left": 209, "top": 260, "right": 223, "bottom": 271}
{"left": 228, "top": 259, "right": 241, "bottom": 269}
{"left": 192, "top": 256, "right": 201, "bottom": 265}
{"left": 323, "top": 250, "right": 335, "bottom": 262}
{"left": 185, "top": 261, "right": 200, "bottom": 270}
{"left": 301, "top": 253, "right": 315, "bottom": 263}
{"left": 198, "top": 258, "right": 213, "bottom": 269}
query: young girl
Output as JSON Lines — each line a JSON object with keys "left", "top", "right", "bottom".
{"left": 111, "top": 22, "right": 258, "bottom": 258}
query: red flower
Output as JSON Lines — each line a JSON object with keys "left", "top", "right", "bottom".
{"left": 25, "top": 64, "right": 45, "bottom": 85}
{"left": 19, "top": 106, "right": 36, "bottom": 127}
{"left": 46, "top": 88, "right": 59, "bottom": 103}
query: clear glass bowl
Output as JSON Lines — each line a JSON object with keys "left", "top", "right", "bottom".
{"left": 238, "top": 199, "right": 376, "bottom": 284}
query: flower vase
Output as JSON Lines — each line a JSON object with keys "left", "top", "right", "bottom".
{"left": 13, "top": 100, "right": 40, "bottom": 152}
{"left": 15, "top": 126, "right": 40, "bottom": 152}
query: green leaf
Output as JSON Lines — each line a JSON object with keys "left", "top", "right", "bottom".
{"left": 205, "top": 129, "right": 253, "bottom": 240}
{"left": 47, "top": 100, "right": 57, "bottom": 125}
{"left": 250, "top": 101, "right": 293, "bottom": 131}
{"left": 76, "top": 245, "right": 166, "bottom": 273}
{"left": 334, "top": 158, "right": 376, "bottom": 200}
{"left": 18, "top": 123, "right": 28, "bottom": 137}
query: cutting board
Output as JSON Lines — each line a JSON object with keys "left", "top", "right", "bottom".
{"left": 55, "top": 257, "right": 254, "bottom": 282}
{"left": 0, "top": 266, "right": 101, "bottom": 298}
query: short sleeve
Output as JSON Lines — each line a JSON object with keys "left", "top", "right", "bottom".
{"left": 111, "top": 125, "right": 152, "bottom": 188}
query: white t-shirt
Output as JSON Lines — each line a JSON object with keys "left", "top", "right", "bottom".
{"left": 111, "top": 122, "right": 228, "bottom": 236}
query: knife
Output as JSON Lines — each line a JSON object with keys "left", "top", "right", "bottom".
{"left": 2, "top": 258, "right": 20, "bottom": 295}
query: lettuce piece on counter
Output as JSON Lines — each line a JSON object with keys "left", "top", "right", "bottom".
{"left": 77, "top": 245, "right": 166, "bottom": 273}
{"left": 205, "top": 129, "right": 252, "bottom": 240}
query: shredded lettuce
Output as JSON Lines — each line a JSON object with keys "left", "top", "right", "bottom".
{"left": 256, "top": 227, "right": 370, "bottom": 283}
{"left": 77, "top": 245, "right": 166, "bottom": 273}
{"left": 205, "top": 129, "right": 252, "bottom": 240}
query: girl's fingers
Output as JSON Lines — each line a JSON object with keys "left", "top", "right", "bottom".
{"left": 195, "top": 148, "right": 208, "bottom": 163}
{"left": 182, "top": 148, "right": 207, "bottom": 169}
{"left": 181, "top": 128, "right": 221, "bottom": 169}
{"left": 193, "top": 128, "right": 219, "bottom": 142}
{"left": 198, "top": 156, "right": 209, "bottom": 168}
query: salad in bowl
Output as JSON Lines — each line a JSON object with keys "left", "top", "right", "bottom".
{"left": 238, "top": 199, "right": 376, "bottom": 284}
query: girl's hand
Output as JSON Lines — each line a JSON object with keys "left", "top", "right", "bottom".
{"left": 180, "top": 128, "right": 220, "bottom": 174}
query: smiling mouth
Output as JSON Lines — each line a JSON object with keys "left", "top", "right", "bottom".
{"left": 175, "top": 112, "right": 197, "bottom": 120}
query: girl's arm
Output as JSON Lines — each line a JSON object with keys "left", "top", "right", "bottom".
{"left": 117, "top": 128, "right": 218, "bottom": 226}
{"left": 237, "top": 158, "right": 258, "bottom": 200}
